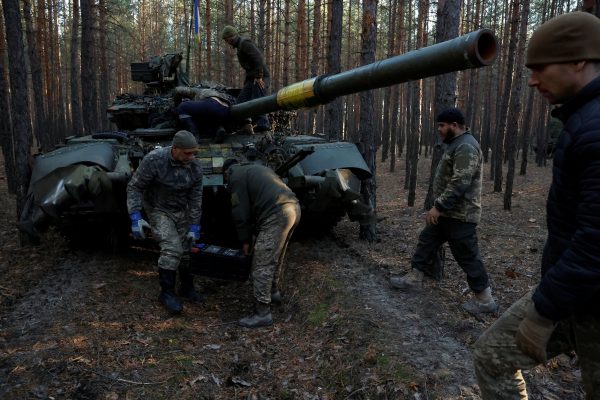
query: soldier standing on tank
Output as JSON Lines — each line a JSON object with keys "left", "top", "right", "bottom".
{"left": 389, "top": 108, "right": 498, "bottom": 315}
{"left": 221, "top": 25, "right": 271, "bottom": 134}
{"left": 473, "top": 12, "right": 600, "bottom": 399}
{"left": 222, "top": 159, "right": 301, "bottom": 328}
{"left": 126, "top": 130, "right": 204, "bottom": 314}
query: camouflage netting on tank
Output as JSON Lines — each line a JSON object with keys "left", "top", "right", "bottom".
{"left": 111, "top": 93, "right": 174, "bottom": 112}
{"left": 173, "top": 85, "right": 236, "bottom": 106}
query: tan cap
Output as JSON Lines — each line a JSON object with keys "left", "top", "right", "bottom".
{"left": 526, "top": 12, "right": 600, "bottom": 67}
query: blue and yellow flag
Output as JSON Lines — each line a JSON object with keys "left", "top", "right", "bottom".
{"left": 193, "top": 0, "right": 200, "bottom": 43}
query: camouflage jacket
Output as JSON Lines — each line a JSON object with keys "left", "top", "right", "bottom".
{"left": 432, "top": 131, "right": 482, "bottom": 223}
{"left": 234, "top": 36, "right": 270, "bottom": 80}
{"left": 228, "top": 163, "right": 298, "bottom": 243}
{"left": 126, "top": 147, "right": 203, "bottom": 223}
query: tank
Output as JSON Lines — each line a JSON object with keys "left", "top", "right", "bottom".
{"left": 18, "top": 29, "right": 498, "bottom": 259}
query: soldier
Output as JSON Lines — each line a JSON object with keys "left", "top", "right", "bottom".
{"left": 126, "top": 130, "right": 204, "bottom": 314}
{"left": 221, "top": 25, "right": 271, "bottom": 134}
{"left": 473, "top": 12, "right": 600, "bottom": 399}
{"left": 390, "top": 108, "right": 498, "bottom": 315}
{"left": 176, "top": 87, "right": 234, "bottom": 143}
{"left": 223, "top": 159, "right": 301, "bottom": 328}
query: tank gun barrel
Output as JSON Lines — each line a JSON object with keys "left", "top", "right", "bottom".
{"left": 230, "top": 29, "right": 498, "bottom": 120}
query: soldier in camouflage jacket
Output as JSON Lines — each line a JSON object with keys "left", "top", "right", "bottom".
{"left": 127, "top": 130, "right": 203, "bottom": 314}
{"left": 390, "top": 108, "right": 498, "bottom": 315}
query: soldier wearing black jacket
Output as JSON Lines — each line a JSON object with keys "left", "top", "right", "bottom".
{"left": 474, "top": 12, "right": 600, "bottom": 399}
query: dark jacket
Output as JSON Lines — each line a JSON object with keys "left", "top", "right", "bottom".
{"left": 533, "top": 75, "right": 600, "bottom": 321}
{"left": 227, "top": 164, "right": 297, "bottom": 243}
{"left": 432, "top": 131, "right": 483, "bottom": 223}
{"left": 234, "top": 36, "right": 270, "bottom": 80}
{"left": 126, "top": 147, "right": 203, "bottom": 223}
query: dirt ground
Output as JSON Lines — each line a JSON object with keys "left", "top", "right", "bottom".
{"left": 0, "top": 154, "right": 585, "bottom": 400}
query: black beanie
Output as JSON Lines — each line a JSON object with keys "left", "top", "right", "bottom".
{"left": 437, "top": 108, "right": 465, "bottom": 125}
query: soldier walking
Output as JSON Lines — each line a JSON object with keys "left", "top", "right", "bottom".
{"left": 126, "top": 130, "right": 204, "bottom": 314}
{"left": 221, "top": 25, "right": 271, "bottom": 133}
{"left": 390, "top": 108, "right": 498, "bottom": 314}
{"left": 223, "top": 159, "right": 301, "bottom": 328}
{"left": 473, "top": 12, "right": 600, "bottom": 399}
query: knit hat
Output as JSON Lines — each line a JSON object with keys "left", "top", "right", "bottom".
{"left": 437, "top": 108, "right": 465, "bottom": 125}
{"left": 221, "top": 25, "right": 239, "bottom": 40}
{"left": 526, "top": 12, "right": 600, "bottom": 67}
{"left": 172, "top": 130, "right": 198, "bottom": 149}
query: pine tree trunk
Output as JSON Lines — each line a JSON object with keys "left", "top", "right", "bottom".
{"left": 504, "top": 0, "right": 529, "bottom": 210}
{"left": 358, "top": 0, "right": 377, "bottom": 242}
{"left": 70, "top": 0, "right": 83, "bottom": 136}
{"left": 81, "top": 0, "right": 98, "bottom": 135}
{"left": 0, "top": 9, "right": 15, "bottom": 194}
{"left": 424, "top": 0, "right": 461, "bottom": 210}
{"left": 2, "top": 0, "right": 34, "bottom": 218}
{"left": 22, "top": 0, "right": 47, "bottom": 150}
{"left": 324, "top": 0, "right": 342, "bottom": 141}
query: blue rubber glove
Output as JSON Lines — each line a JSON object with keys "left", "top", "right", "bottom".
{"left": 130, "top": 212, "right": 151, "bottom": 240}
{"left": 187, "top": 224, "right": 201, "bottom": 242}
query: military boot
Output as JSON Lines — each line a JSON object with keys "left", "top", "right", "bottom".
{"left": 158, "top": 268, "right": 183, "bottom": 314}
{"left": 178, "top": 266, "right": 203, "bottom": 304}
{"left": 214, "top": 126, "right": 228, "bottom": 144}
{"left": 239, "top": 301, "right": 273, "bottom": 328}
{"left": 389, "top": 269, "right": 424, "bottom": 291}
{"left": 462, "top": 287, "right": 498, "bottom": 315}
{"left": 270, "top": 288, "right": 282, "bottom": 305}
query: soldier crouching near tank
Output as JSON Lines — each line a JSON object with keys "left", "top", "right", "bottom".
{"left": 223, "top": 159, "right": 301, "bottom": 328}
{"left": 126, "top": 130, "right": 204, "bottom": 314}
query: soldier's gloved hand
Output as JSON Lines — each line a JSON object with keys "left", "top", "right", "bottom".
{"left": 130, "top": 212, "right": 150, "bottom": 240}
{"left": 515, "top": 303, "right": 556, "bottom": 363}
{"left": 187, "top": 224, "right": 201, "bottom": 242}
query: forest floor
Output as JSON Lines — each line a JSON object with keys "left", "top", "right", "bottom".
{"left": 0, "top": 153, "right": 585, "bottom": 400}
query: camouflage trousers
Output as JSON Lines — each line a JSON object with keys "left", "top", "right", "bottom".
{"left": 251, "top": 202, "right": 300, "bottom": 304}
{"left": 473, "top": 287, "right": 600, "bottom": 399}
{"left": 147, "top": 210, "right": 191, "bottom": 272}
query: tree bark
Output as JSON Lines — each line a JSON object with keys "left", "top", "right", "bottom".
{"left": 22, "top": 0, "right": 47, "bottom": 150}
{"left": 307, "top": 0, "right": 321, "bottom": 135}
{"left": 2, "top": 0, "right": 34, "bottom": 217}
{"left": 80, "top": 0, "right": 98, "bottom": 135}
{"left": 98, "top": 0, "right": 110, "bottom": 130}
{"left": 519, "top": 88, "right": 534, "bottom": 175}
{"left": 324, "top": 0, "right": 342, "bottom": 141}
{"left": 0, "top": 7, "right": 15, "bottom": 194}
{"left": 493, "top": 0, "right": 518, "bottom": 192}
{"left": 358, "top": 0, "right": 377, "bottom": 242}
{"left": 424, "top": 0, "right": 461, "bottom": 210}
{"left": 504, "top": 0, "right": 529, "bottom": 210}
{"left": 70, "top": 0, "right": 83, "bottom": 136}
